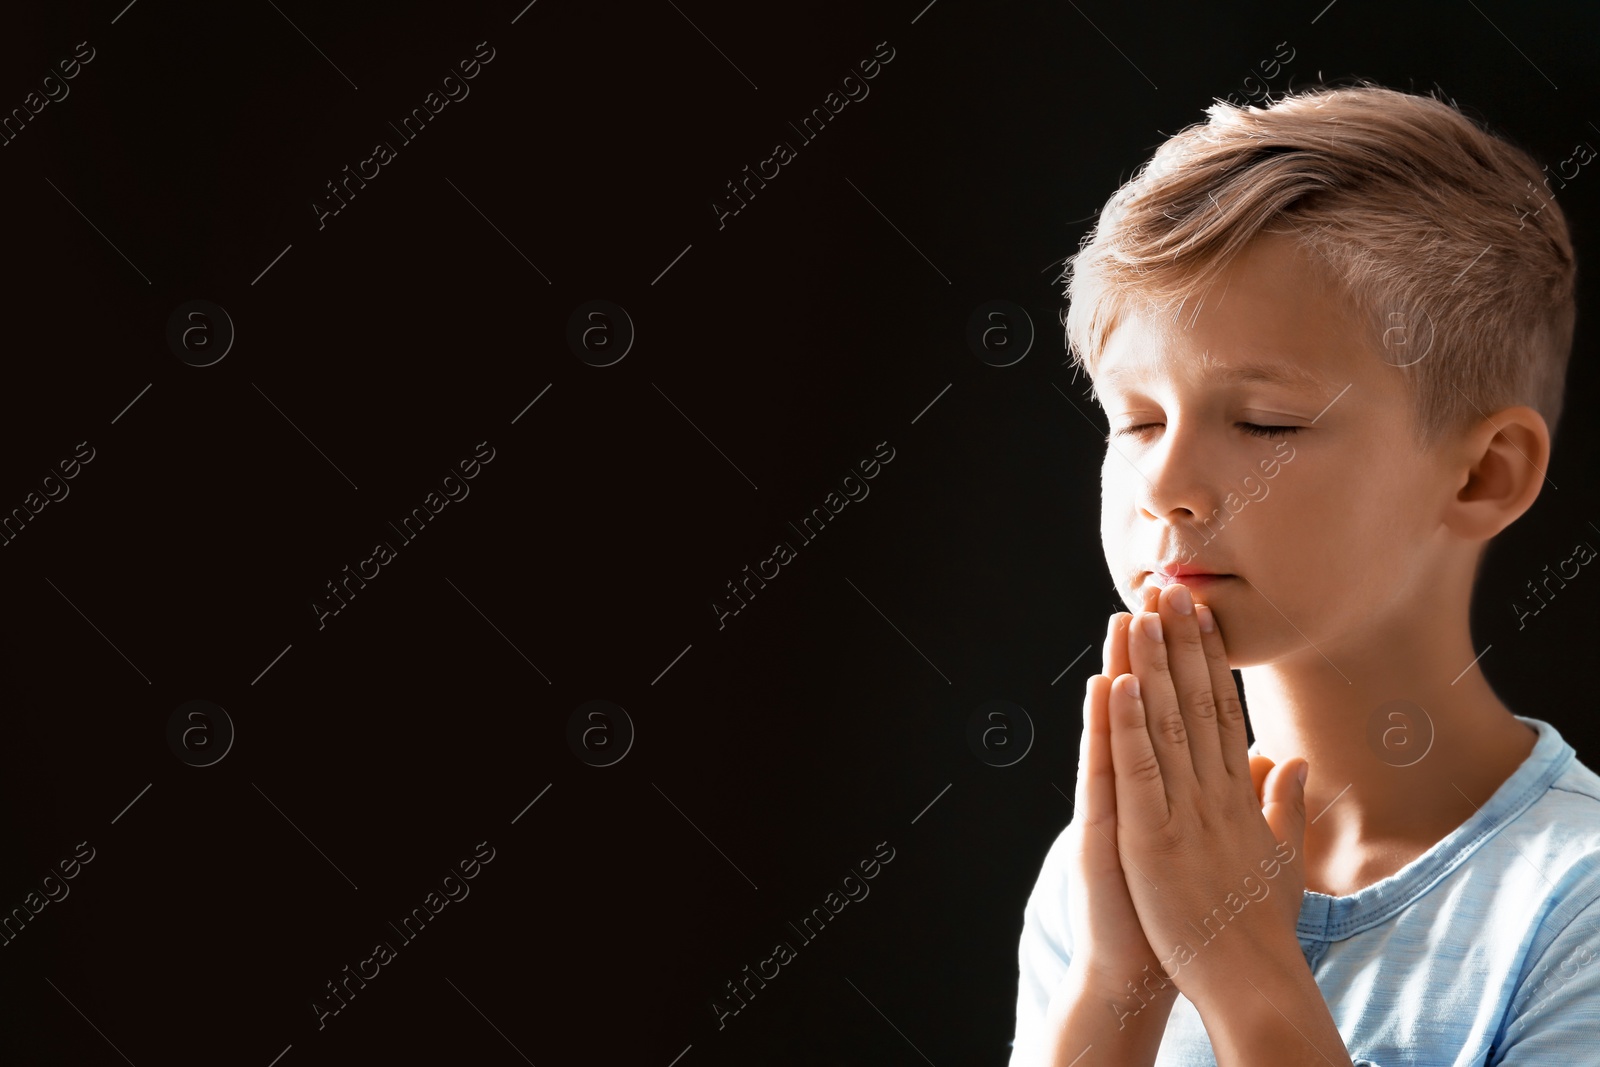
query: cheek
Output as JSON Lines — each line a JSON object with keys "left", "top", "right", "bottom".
{"left": 1340, "top": 481, "right": 1433, "bottom": 603}
{"left": 1242, "top": 484, "right": 1402, "bottom": 653}
{"left": 1201, "top": 470, "right": 1358, "bottom": 662}
{"left": 1099, "top": 481, "right": 1136, "bottom": 602}
{"left": 1100, "top": 482, "right": 1134, "bottom": 551}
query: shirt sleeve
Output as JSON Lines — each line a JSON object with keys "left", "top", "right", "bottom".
{"left": 1491, "top": 892, "right": 1600, "bottom": 1064}
{"left": 1007, "top": 824, "right": 1077, "bottom": 1066}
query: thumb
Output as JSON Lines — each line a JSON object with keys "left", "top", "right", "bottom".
{"left": 1248, "top": 754, "right": 1275, "bottom": 805}
{"left": 1261, "top": 758, "right": 1309, "bottom": 855}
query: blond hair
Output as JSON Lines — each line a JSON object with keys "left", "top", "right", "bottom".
{"left": 1060, "top": 81, "right": 1578, "bottom": 448}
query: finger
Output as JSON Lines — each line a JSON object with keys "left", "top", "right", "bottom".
{"left": 1108, "top": 671, "right": 1171, "bottom": 832}
{"left": 1105, "top": 612, "right": 1132, "bottom": 680}
{"left": 1127, "top": 607, "right": 1200, "bottom": 808}
{"left": 1077, "top": 674, "right": 1119, "bottom": 843}
{"left": 1250, "top": 754, "right": 1275, "bottom": 805}
{"left": 1261, "top": 759, "right": 1309, "bottom": 864}
{"left": 1074, "top": 674, "right": 1097, "bottom": 817}
{"left": 1090, "top": 673, "right": 1159, "bottom": 892}
{"left": 1195, "top": 601, "right": 1254, "bottom": 792}
{"left": 1156, "top": 583, "right": 1228, "bottom": 790}
{"left": 1101, "top": 612, "right": 1120, "bottom": 677}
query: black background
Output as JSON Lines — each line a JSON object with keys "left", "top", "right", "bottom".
{"left": 1, "top": 1, "right": 1597, "bottom": 1064}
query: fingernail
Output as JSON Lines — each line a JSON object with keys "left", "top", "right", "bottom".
{"left": 1196, "top": 604, "right": 1215, "bottom": 633}
{"left": 1127, "top": 675, "right": 1141, "bottom": 701}
{"left": 1297, "top": 762, "right": 1309, "bottom": 786}
{"left": 1170, "top": 584, "right": 1194, "bottom": 615}
{"left": 1142, "top": 612, "right": 1163, "bottom": 643}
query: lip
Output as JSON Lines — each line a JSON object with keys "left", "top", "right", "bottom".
{"left": 1145, "top": 566, "right": 1228, "bottom": 591}
{"left": 1155, "top": 562, "right": 1226, "bottom": 578}
{"left": 1147, "top": 571, "right": 1234, "bottom": 589}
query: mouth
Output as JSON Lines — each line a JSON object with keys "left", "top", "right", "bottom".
{"left": 1147, "top": 571, "right": 1234, "bottom": 590}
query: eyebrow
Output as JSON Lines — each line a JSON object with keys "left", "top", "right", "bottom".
{"left": 1094, "top": 357, "right": 1331, "bottom": 397}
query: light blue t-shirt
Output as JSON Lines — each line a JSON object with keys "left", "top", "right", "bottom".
{"left": 1008, "top": 714, "right": 1600, "bottom": 1065}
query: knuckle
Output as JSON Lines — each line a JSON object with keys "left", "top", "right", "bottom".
{"left": 1177, "top": 625, "right": 1205, "bottom": 654}
{"left": 1128, "top": 749, "right": 1165, "bottom": 784}
{"left": 1079, "top": 807, "right": 1116, "bottom": 837}
{"left": 1148, "top": 646, "right": 1172, "bottom": 678}
{"left": 1157, "top": 712, "right": 1188, "bottom": 747}
{"left": 1238, "top": 775, "right": 1262, "bottom": 807}
{"left": 1216, "top": 693, "right": 1245, "bottom": 731}
{"left": 1148, "top": 822, "right": 1186, "bottom": 854}
{"left": 1184, "top": 687, "right": 1219, "bottom": 726}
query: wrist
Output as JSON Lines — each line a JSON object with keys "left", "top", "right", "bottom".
{"left": 1180, "top": 943, "right": 1352, "bottom": 1067}
{"left": 1054, "top": 957, "right": 1180, "bottom": 1027}
{"left": 1028, "top": 961, "right": 1177, "bottom": 1067}
{"left": 1181, "top": 932, "right": 1306, "bottom": 1018}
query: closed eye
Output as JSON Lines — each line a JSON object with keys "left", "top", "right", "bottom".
{"left": 1103, "top": 423, "right": 1304, "bottom": 443}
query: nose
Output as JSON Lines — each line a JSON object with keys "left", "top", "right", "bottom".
{"left": 1128, "top": 421, "right": 1221, "bottom": 545}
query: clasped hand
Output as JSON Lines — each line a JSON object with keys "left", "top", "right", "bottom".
{"left": 1072, "top": 582, "right": 1310, "bottom": 1012}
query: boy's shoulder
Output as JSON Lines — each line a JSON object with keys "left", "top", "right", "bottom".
{"left": 1488, "top": 740, "right": 1600, "bottom": 1028}
{"left": 1515, "top": 734, "right": 1600, "bottom": 839}
{"left": 1486, "top": 734, "right": 1600, "bottom": 918}
{"left": 1543, "top": 739, "right": 1600, "bottom": 806}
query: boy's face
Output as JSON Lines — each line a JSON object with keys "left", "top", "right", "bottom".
{"left": 1092, "top": 232, "right": 1454, "bottom": 667}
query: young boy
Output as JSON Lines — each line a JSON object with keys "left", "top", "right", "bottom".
{"left": 1009, "top": 82, "right": 1600, "bottom": 1065}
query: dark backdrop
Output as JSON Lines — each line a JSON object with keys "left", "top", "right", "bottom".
{"left": 1, "top": 2, "right": 1596, "bottom": 1064}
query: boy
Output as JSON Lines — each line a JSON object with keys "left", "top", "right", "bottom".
{"left": 1009, "top": 82, "right": 1600, "bottom": 1065}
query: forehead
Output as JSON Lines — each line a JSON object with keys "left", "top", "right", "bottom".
{"left": 1091, "top": 234, "right": 1365, "bottom": 400}
{"left": 1093, "top": 347, "right": 1335, "bottom": 398}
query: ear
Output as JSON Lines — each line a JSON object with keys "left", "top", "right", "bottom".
{"left": 1445, "top": 404, "right": 1550, "bottom": 545}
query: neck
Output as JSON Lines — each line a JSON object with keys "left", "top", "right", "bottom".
{"left": 1239, "top": 599, "right": 1534, "bottom": 846}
